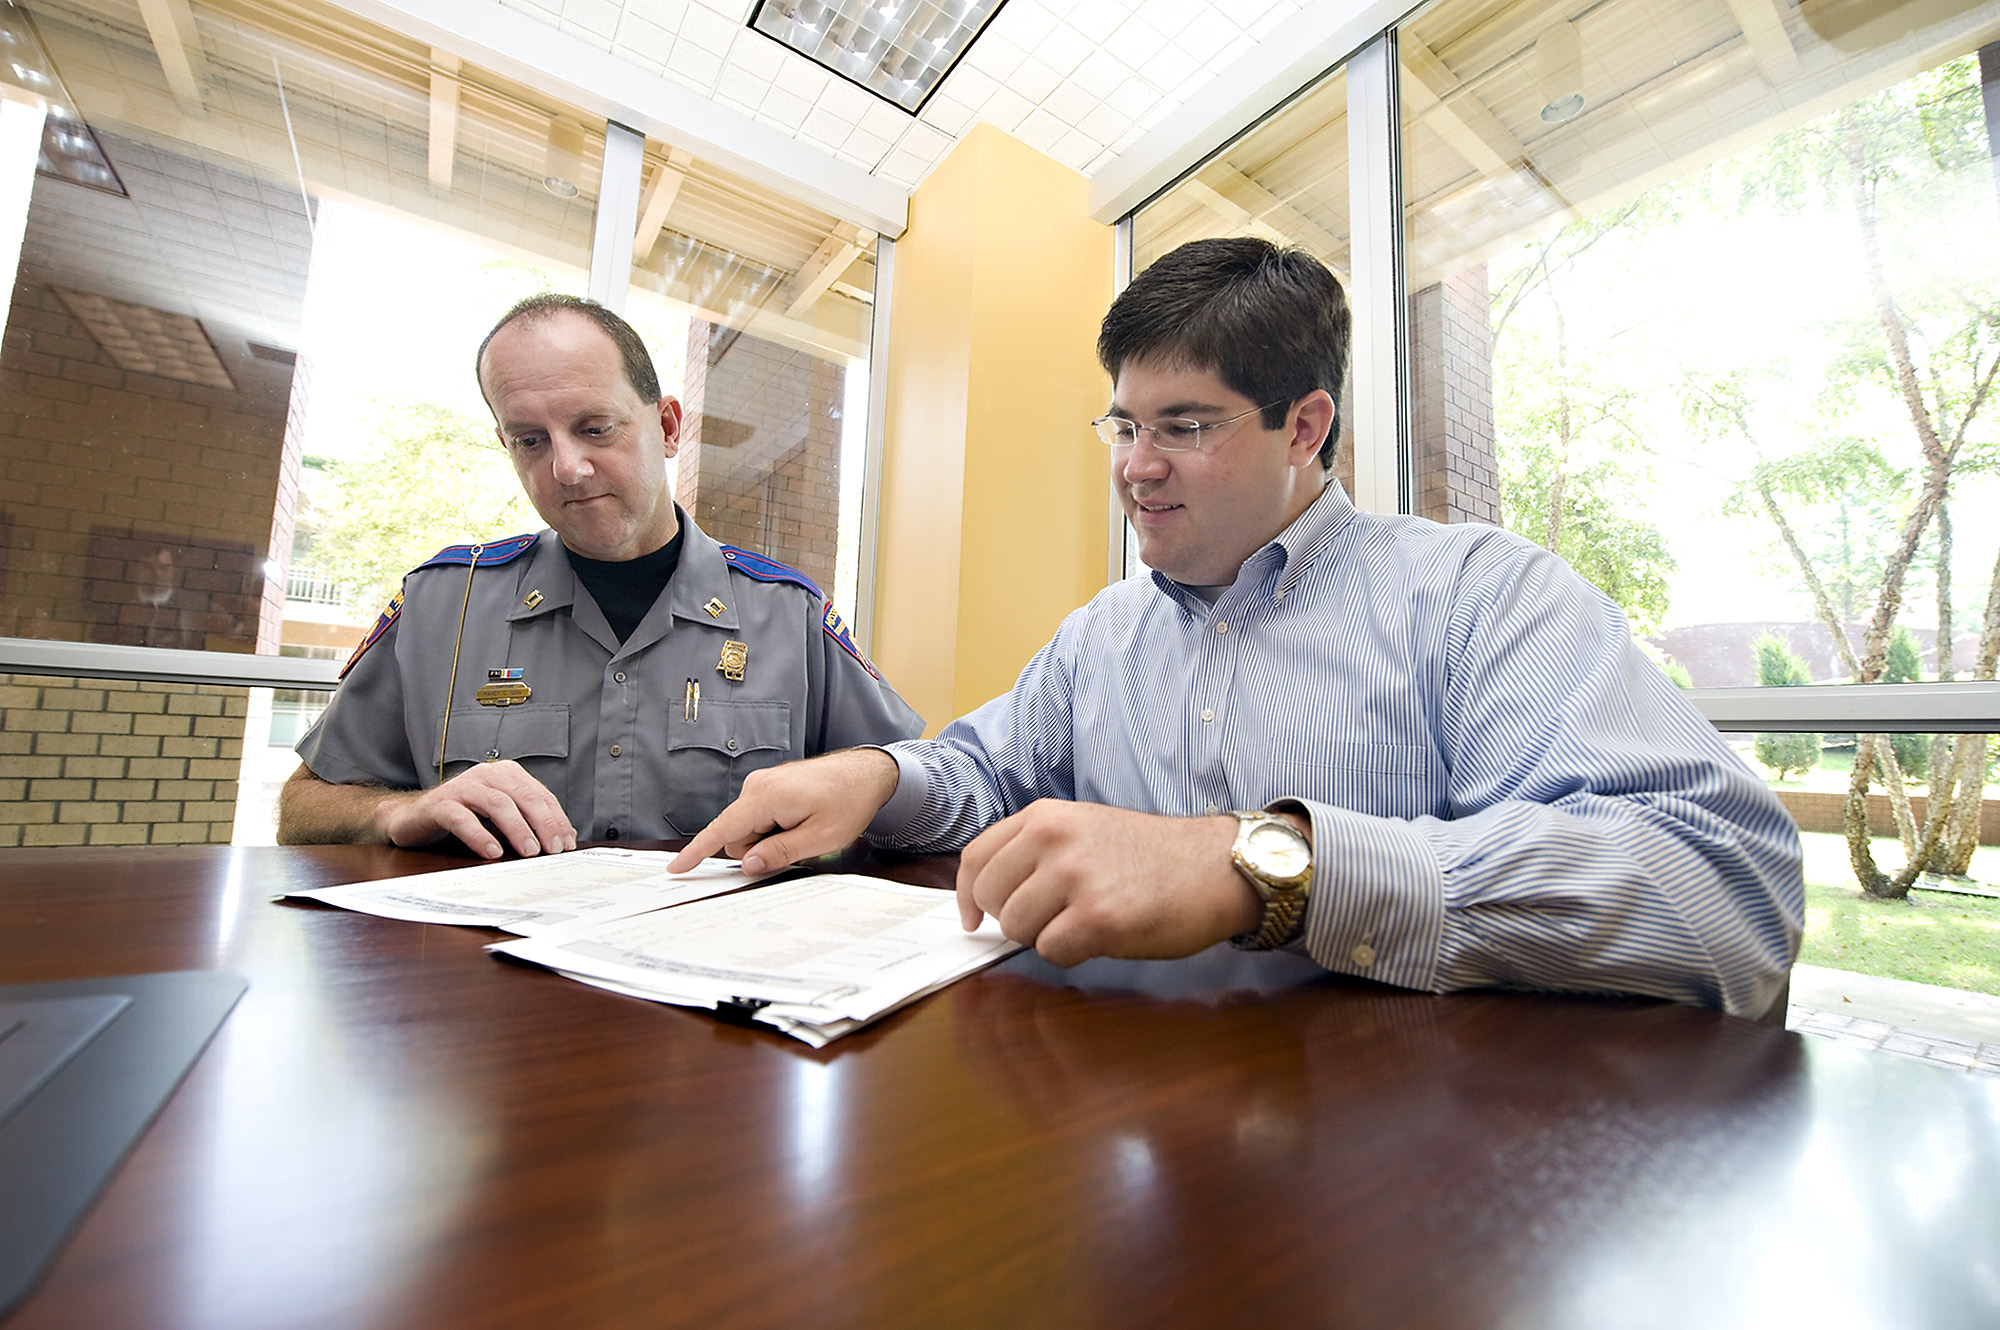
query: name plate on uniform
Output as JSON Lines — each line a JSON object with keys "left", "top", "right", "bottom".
{"left": 475, "top": 682, "right": 533, "bottom": 707}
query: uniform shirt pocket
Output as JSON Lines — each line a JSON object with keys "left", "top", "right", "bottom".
{"left": 663, "top": 700, "right": 793, "bottom": 834}
{"left": 439, "top": 704, "right": 572, "bottom": 810}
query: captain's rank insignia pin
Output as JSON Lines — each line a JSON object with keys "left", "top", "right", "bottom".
{"left": 523, "top": 589, "right": 544, "bottom": 610}
{"left": 718, "top": 640, "right": 748, "bottom": 681}
{"left": 704, "top": 598, "right": 726, "bottom": 618}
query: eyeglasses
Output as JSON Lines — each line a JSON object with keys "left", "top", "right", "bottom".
{"left": 1091, "top": 400, "right": 1291, "bottom": 452}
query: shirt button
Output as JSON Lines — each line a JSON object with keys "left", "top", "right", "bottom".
{"left": 1351, "top": 943, "right": 1376, "bottom": 970}
{"left": 614, "top": 671, "right": 627, "bottom": 683}
{"left": 484, "top": 748, "right": 500, "bottom": 761}
{"left": 1204, "top": 804, "right": 1220, "bottom": 816}
{"left": 609, "top": 744, "right": 623, "bottom": 757}
{"left": 1201, "top": 708, "right": 1214, "bottom": 723}
{"left": 726, "top": 738, "right": 738, "bottom": 751}
{"left": 606, "top": 826, "right": 620, "bottom": 841}
{"left": 1215, "top": 622, "right": 1228, "bottom": 634}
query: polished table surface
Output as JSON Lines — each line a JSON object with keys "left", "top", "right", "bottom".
{"left": 3, "top": 843, "right": 1997, "bottom": 1330}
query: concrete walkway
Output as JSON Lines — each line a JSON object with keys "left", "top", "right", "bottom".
{"left": 1786, "top": 963, "right": 2000, "bottom": 1077}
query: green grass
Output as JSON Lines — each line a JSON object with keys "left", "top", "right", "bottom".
{"left": 1795, "top": 830, "right": 2000, "bottom": 995}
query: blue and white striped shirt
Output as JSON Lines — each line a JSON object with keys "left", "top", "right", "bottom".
{"left": 870, "top": 482, "right": 1803, "bottom": 1018}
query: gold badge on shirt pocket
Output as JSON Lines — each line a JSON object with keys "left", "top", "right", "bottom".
{"left": 478, "top": 668, "right": 532, "bottom": 707}
{"left": 717, "top": 640, "right": 747, "bottom": 681}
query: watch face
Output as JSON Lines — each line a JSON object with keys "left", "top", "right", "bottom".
{"left": 1246, "top": 821, "right": 1311, "bottom": 879}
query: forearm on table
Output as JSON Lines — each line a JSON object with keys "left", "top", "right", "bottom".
{"left": 1290, "top": 795, "right": 1801, "bottom": 1018}
{"left": 276, "top": 766, "right": 405, "bottom": 845}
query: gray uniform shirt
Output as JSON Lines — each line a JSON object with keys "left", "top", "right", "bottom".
{"left": 296, "top": 517, "right": 923, "bottom": 840}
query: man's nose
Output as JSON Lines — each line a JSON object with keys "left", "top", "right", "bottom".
{"left": 551, "top": 434, "right": 593, "bottom": 485}
{"left": 1116, "top": 435, "right": 1171, "bottom": 483}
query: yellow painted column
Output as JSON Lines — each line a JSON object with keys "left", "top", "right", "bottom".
{"left": 871, "top": 124, "right": 1114, "bottom": 734}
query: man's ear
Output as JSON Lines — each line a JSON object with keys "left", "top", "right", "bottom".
{"left": 658, "top": 396, "right": 685, "bottom": 459}
{"left": 1289, "top": 390, "right": 1335, "bottom": 469}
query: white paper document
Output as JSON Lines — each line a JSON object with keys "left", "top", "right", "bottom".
{"left": 278, "top": 848, "right": 754, "bottom": 933}
{"left": 487, "top": 874, "right": 1023, "bottom": 1046}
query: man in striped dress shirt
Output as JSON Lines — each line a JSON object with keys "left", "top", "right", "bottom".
{"left": 673, "top": 237, "right": 1803, "bottom": 1020}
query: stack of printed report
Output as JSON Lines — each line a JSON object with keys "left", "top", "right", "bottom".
{"left": 279, "top": 849, "right": 1021, "bottom": 1046}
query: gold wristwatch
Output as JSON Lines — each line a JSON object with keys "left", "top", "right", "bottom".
{"left": 1227, "top": 810, "right": 1313, "bottom": 950}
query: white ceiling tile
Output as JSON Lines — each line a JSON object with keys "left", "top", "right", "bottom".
{"left": 859, "top": 101, "right": 912, "bottom": 140}
{"left": 919, "top": 94, "right": 980, "bottom": 137}
{"left": 1106, "top": 76, "right": 1167, "bottom": 120}
{"left": 1103, "top": 16, "right": 1169, "bottom": 67}
{"left": 1041, "top": 79, "right": 1098, "bottom": 126}
{"left": 1075, "top": 47, "right": 1128, "bottom": 92}
{"left": 560, "top": 20, "right": 616, "bottom": 50}
{"left": 1076, "top": 100, "right": 1131, "bottom": 144}
{"left": 678, "top": 4, "right": 740, "bottom": 54}
{"left": 1048, "top": 127, "right": 1102, "bottom": 170}
{"left": 667, "top": 39, "right": 726, "bottom": 87}
{"left": 1007, "top": 56, "right": 1064, "bottom": 105}
{"left": 963, "top": 32, "right": 1028, "bottom": 82}
{"left": 1067, "top": 0, "right": 1133, "bottom": 45}
{"left": 1012, "top": 107, "right": 1067, "bottom": 153}
{"left": 938, "top": 63, "right": 997, "bottom": 107}
{"left": 1085, "top": 147, "right": 1117, "bottom": 174}
{"left": 716, "top": 62, "right": 769, "bottom": 107}
{"left": 844, "top": 128, "right": 891, "bottom": 166}
{"left": 977, "top": 87, "right": 1036, "bottom": 134}
{"left": 993, "top": 3, "right": 1057, "bottom": 50}
{"left": 879, "top": 150, "right": 929, "bottom": 186}
{"left": 760, "top": 86, "right": 814, "bottom": 130}
{"left": 1247, "top": 2, "right": 1298, "bottom": 40}
{"left": 638, "top": 0, "right": 691, "bottom": 26}
{"left": 1029, "top": 21, "right": 1096, "bottom": 77}
{"left": 1134, "top": 94, "right": 1178, "bottom": 133}
{"left": 1175, "top": 9, "right": 1241, "bottom": 54}
{"left": 896, "top": 120, "right": 953, "bottom": 159}
{"left": 780, "top": 60, "right": 831, "bottom": 101}
{"left": 817, "top": 79, "right": 876, "bottom": 124}
{"left": 615, "top": 12, "right": 677, "bottom": 65}
{"left": 1134, "top": 0, "right": 1206, "bottom": 40}
{"left": 1145, "top": 42, "right": 1200, "bottom": 92}
{"left": 1213, "top": 33, "right": 1254, "bottom": 68}
{"left": 801, "top": 106, "right": 854, "bottom": 148}
{"left": 728, "top": 30, "right": 789, "bottom": 79}
{"left": 562, "top": 0, "right": 623, "bottom": 39}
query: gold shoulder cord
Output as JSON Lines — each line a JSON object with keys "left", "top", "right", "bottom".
{"left": 435, "top": 544, "right": 484, "bottom": 776}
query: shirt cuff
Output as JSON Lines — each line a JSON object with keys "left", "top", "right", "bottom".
{"left": 864, "top": 742, "right": 932, "bottom": 841}
{"left": 1287, "top": 798, "right": 1446, "bottom": 992}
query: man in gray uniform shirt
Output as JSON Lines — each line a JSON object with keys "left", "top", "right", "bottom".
{"left": 278, "top": 295, "right": 922, "bottom": 859}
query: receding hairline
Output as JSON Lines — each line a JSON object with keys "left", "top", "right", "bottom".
{"left": 476, "top": 305, "right": 624, "bottom": 403}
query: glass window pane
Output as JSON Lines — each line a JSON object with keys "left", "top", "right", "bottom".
{"left": 628, "top": 157, "right": 877, "bottom": 622}
{"left": 1399, "top": 0, "right": 2000, "bottom": 889}
{"left": 1129, "top": 67, "right": 1355, "bottom": 538}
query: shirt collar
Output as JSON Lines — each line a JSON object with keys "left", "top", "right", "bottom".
{"left": 1149, "top": 479, "right": 1357, "bottom": 609}
{"left": 664, "top": 508, "right": 742, "bottom": 631}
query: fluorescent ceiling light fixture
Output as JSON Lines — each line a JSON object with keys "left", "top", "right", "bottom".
{"left": 747, "top": 0, "right": 1010, "bottom": 114}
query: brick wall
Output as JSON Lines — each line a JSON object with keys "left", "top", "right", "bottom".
{"left": 676, "top": 319, "right": 843, "bottom": 592}
{"left": 0, "top": 675, "right": 246, "bottom": 846}
{"left": 1409, "top": 267, "right": 1500, "bottom": 525}
{"left": 0, "top": 255, "right": 297, "bottom": 846}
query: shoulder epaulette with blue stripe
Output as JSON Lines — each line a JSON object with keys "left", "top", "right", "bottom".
{"left": 719, "top": 545, "right": 882, "bottom": 680}
{"left": 719, "top": 545, "right": 822, "bottom": 597}
{"left": 340, "top": 534, "right": 539, "bottom": 678}
{"left": 413, "top": 532, "right": 539, "bottom": 571}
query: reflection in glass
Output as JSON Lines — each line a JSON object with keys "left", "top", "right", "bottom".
{"left": 1397, "top": 0, "right": 2000, "bottom": 897}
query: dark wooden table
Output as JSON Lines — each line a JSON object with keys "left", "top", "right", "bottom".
{"left": 2, "top": 843, "right": 1996, "bottom": 1329}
